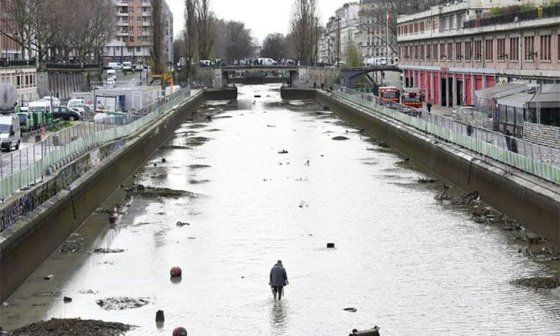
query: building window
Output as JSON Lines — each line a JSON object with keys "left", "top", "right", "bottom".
{"left": 433, "top": 43, "right": 438, "bottom": 60}
{"left": 540, "top": 35, "right": 551, "bottom": 61}
{"left": 524, "top": 35, "right": 535, "bottom": 61}
{"left": 485, "top": 39, "right": 493, "bottom": 61}
{"left": 455, "top": 42, "right": 462, "bottom": 60}
{"left": 465, "top": 41, "right": 472, "bottom": 60}
{"left": 414, "top": 45, "right": 418, "bottom": 59}
{"left": 420, "top": 45, "right": 425, "bottom": 59}
{"left": 447, "top": 42, "right": 453, "bottom": 61}
{"left": 426, "top": 43, "right": 431, "bottom": 60}
{"left": 440, "top": 43, "right": 445, "bottom": 60}
{"left": 474, "top": 40, "right": 482, "bottom": 60}
{"left": 497, "top": 38, "right": 506, "bottom": 60}
{"left": 510, "top": 37, "right": 519, "bottom": 61}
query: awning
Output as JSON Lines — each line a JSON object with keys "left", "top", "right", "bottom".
{"left": 475, "top": 83, "right": 527, "bottom": 100}
{"left": 496, "top": 92, "right": 536, "bottom": 108}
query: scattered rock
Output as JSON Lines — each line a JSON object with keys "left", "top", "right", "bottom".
{"left": 327, "top": 243, "right": 335, "bottom": 249}
{"left": 60, "top": 233, "right": 84, "bottom": 254}
{"left": 332, "top": 136, "right": 349, "bottom": 141}
{"left": 10, "top": 318, "right": 132, "bottom": 336}
{"left": 63, "top": 297, "right": 72, "bottom": 303}
{"left": 93, "top": 248, "right": 125, "bottom": 254}
{"left": 526, "top": 232, "right": 542, "bottom": 244}
{"left": 343, "top": 307, "right": 357, "bottom": 312}
{"left": 96, "top": 297, "right": 150, "bottom": 311}
{"left": 44, "top": 274, "right": 54, "bottom": 281}
{"left": 161, "top": 158, "right": 167, "bottom": 163}
{"left": 176, "top": 221, "right": 190, "bottom": 227}
{"left": 278, "top": 149, "right": 289, "bottom": 154}
{"left": 188, "top": 164, "right": 211, "bottom": 170}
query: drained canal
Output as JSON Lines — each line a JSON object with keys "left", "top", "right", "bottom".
{"left": 1, "top": 84, "right": 560, "bottom": 335}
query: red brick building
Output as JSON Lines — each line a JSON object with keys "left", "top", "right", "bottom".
{"left": 397, "top": 0, "right": 560, "bottom": 108}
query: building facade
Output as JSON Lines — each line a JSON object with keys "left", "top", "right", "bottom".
{"left": 0, "top": 64, "right": 39, "bottom": 104}
{"left": 358, "top": 0, "right": 398, "bottom": 65}
{"left": 397, "top": 0, "right": 560, "bottom": 108}
{"left": 104, "top": 0, "right": 173, "bottom": 67}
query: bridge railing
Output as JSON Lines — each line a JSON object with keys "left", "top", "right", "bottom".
{"left": 0, "top": 87, "right": 192, "bottom": 202}
{"left": 334, "top": 86, "right": 560, "bottom": 184}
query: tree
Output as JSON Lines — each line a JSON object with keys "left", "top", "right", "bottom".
{"left": 289, "top": 0, "right": 318, "bottom": 62}
{"left": 183, "top": 0, "right": 198, "bottom": 80}
{"left": 196, "top": 0, "right": 214, "bottom": 60}
{"left": 151, "top": 0, "right": 165, "bottom": 74}
{"left": 260, "top": 33, "right": 287, "bottom": 61}
{"left": 347, "top": 41, "right": 362, "bottom": 67}
{"left": 223, "top": 21, "right": 254, "bottom": 63}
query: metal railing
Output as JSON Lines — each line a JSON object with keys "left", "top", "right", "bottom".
{"left": 463, "top": 4, "right": 560, "bottom": 29}
{"left": 0, "top": 87, "right": 193, "bottom": 201}
{"left": 334, "top": 87, "right": 560, "bottom": 184}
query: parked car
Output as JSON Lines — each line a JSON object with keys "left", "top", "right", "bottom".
{"left": 133, "top": 63, "right": 145, "bottom": 72}
{"left": 107, "top": 69, "right": 117, "bottom": 80}
{"left": 52, "top": 106, "right": 82, "bottom": 121}
{"left": 122, "top": 61, "right": 133, "bottom": 72}
{"left": 106, "top": 62, "right": 122, "bottom": 70}
{"left": 258, "top": 58, "right": 278, "bottom": 66}
{"left": 199, "top": 60, "right": 214, "bottom": 67}
{"left": 42, "top": 96, "right": 60, "bottom": 107}
{"left": 0, "top": 114, "right": 21, "bottom": 151}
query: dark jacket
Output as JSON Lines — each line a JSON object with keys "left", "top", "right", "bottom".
{"left": 270, "top": 263, "right": 288, "bottom": 287}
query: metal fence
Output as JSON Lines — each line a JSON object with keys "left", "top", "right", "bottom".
{"left": 0, "top": 87, "right": 193, "bottom": 201}
{"left": 334, "top": 87, "right": 560, "bottom": 184}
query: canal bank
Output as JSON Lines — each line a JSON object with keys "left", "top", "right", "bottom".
{"left": 281, "top": 87, "right": 560, "bottom": 249}
{"left": 0, "top": 89, "right": 238, "bottom": 302}
{"left": 2, "top": 84, "right": 559, "bottom": 335}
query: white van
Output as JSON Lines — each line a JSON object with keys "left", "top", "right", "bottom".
{"left": 42, "top": 96, "right": 60, "bottom": 107}
{"left": 122, "top": 62, "right": 133, "bottom": 72}
{"left": 107, "top": 62, "right": 122, "bottom": 70}
{"left": 0, "top": 114, "right": 21, "bottom": 151}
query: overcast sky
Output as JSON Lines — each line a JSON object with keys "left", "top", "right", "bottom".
{"left": 167, "top": 0, "right": 348, "bottom": 42}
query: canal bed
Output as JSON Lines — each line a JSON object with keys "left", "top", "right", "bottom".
{"left": 1, "top": 84, "right": 559, "bottom": 335}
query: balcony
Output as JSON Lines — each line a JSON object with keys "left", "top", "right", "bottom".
{"left": 463, "top": 3, "right": 560, "bottom": 29}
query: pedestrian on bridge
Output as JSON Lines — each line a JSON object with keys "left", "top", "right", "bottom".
{"left": 269, "top": 260, "right": 288, "bottom": 300}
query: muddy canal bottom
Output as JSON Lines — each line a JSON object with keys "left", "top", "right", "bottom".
{"left": 2, "top": 84, "right": 560, "bottom": 335}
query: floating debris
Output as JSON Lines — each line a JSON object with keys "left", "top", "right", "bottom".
{"left": 332, "top": 136, "right": 349, "bottom": 141}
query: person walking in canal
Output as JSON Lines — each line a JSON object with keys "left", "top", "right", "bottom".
{"left": 269, "top": 260, "right": 288, "bottom": 300}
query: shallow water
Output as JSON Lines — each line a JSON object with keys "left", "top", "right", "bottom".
{"left": 2, "top": 84, "right": 560, "bottom": 335}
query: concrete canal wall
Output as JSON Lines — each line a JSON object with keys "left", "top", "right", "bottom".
{"left": 281, "top": 87, "right": 560, "bottom": 249}
{"left": 0, "top": 89, "right": 236, "bottom": 301}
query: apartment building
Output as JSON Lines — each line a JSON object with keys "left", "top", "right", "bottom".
{"left": 0, "top": 63, "right": 39, "bottom": 104}
{"left": 359, "top": 0, "right": 397, "bottom": 64}
{"left": 104, "top": 0, "right": 173, "bottom": 67}
{"left": 397, "top": 0, "right": 559, "bottom": 108}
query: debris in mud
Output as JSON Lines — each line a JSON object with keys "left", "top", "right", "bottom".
{"left": 173, "top": 327, "right": 188, "bottom": 336}
{"left": 79, "top": 289, "right": 98, "bottom": 295}
{"left": 159, "top": 145, "right": 191, "bottom": 150}
{"left": 93, "top": 248, "right": 125, "bottom": 254}
{"left": 332, "top": 136, "right": 349, "bottom": 141}
{"left": 343, "top": 307, "right": 357, "bottom": 312}
{"left": 434, "top": 185, "right": 453, "bottom": 201}
{"left": 60, "top": 233, "right": 84, "bottom": 254}
{"left": 512, "top": 277, "right": 559, "bottom": 290}
{"left": 176, "top": 221, "right": 190, "bottom": 227}
{"left": 63, "top": 296, "right": 72, "bottom": 303}
{"left": 457, "top": 191, "right": 480, "bottom": 205}
{"left": 278, "top": 149, "right": 289, "bottom": 154}
{"left": 189, "top": 179, "right": 210, "bottom": 184}
{"left": 186, "top": 136, "right": 211, "bottom": 146}
{"left": 130, "top": 185, "right": 200, "bottom": 199}
{"left": 267, "top": 125, "right": 276, "bottom": 128}
{"left": 299, "top": 201, "right": 309, "bottom": 208}
{"left": 151, "top": 173, "right": 168, "bottom": 179}
{"left": 95, "top": 208, "right": 113, "bottom": 216}
{"left": 188, "top": 164, "right": 211, "bottom": 170}
{"left": 378, "top": 141, "right": 390, "bottom": 148}
{"left": 170, "top": 267, "right": 182, "bottom": 278}
{"left": 10, "top": 318, "right": 132, "bottom": 336}
{"left": 96, "top": 297, "right": 150, "bottom": 311}
{"left": 44, "top": 274, "right": 54, "bottom": 281}
{"left": 417, "top": 177, "right": 439, "bottom": 184}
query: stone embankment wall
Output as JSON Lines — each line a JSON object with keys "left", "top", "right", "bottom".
{"left": 37, "top": 69, "right": 99, "bottom": 101}
{"left": 0, "top": 90, "right": 217, "bottom": 301}
{"left": 295, "top": 67, "right": 340, "bottom": 89}
{"left": 280, "top": 87, "right": 560, "bottom": 249}
{"left": 523, "top": 122, "right": 560, "bottom": 149}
